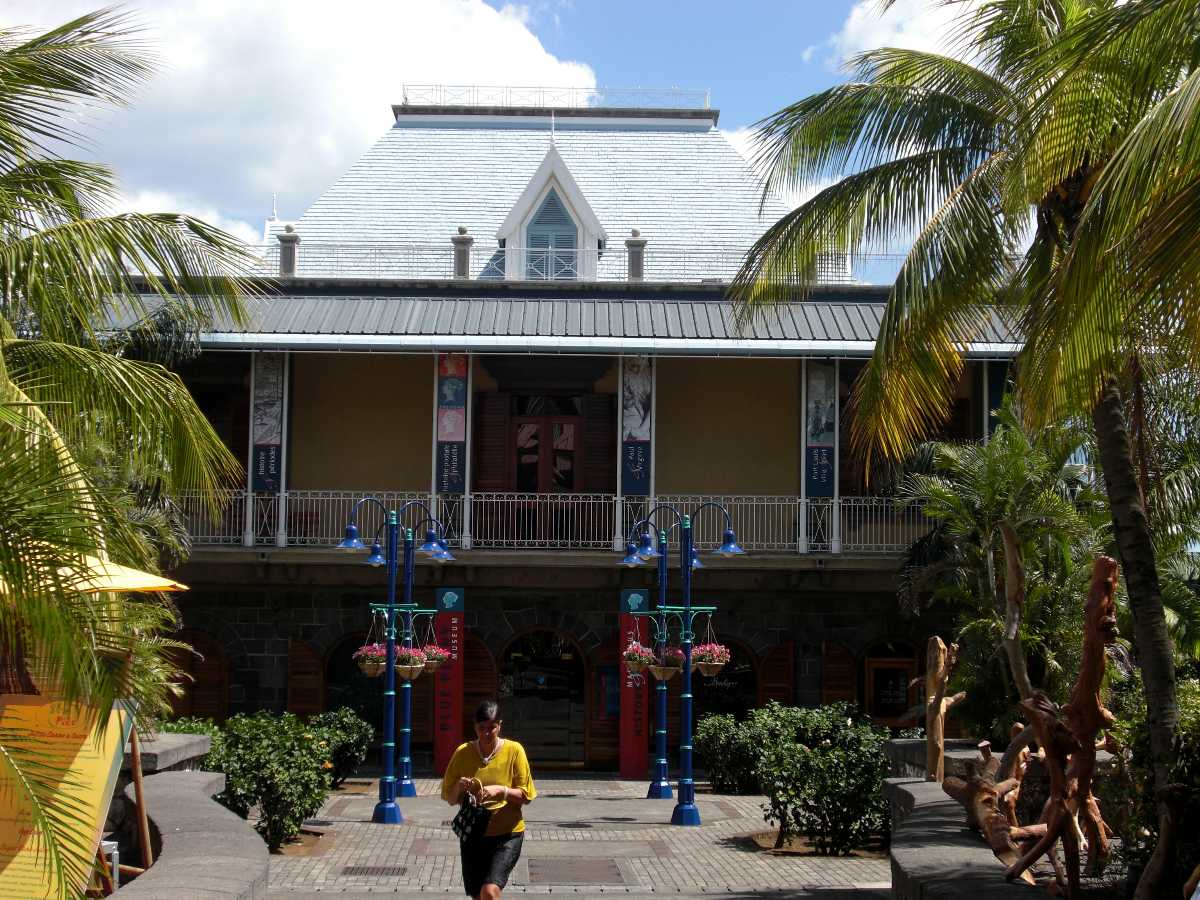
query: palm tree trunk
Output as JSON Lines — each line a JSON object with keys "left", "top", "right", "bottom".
{"left": 997, "top": 523, "right": 1033, "bottom": 701}
{"left": 1091, "top": 378, "right": 1177, "bottom": 900}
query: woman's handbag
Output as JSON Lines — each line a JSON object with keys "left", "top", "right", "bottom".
{"left": 452, "top": 794, "right": 491, "bottom": 843}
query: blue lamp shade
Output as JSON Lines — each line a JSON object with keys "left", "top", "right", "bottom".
{"left": 691, "top": 548, "right": 703, "bottom": 570}
{"left": 431, "top": 545, "right": 456, "bottom": 563}
{"left": 636, "top": 531, "right": 660, "bottom": 560}
{"left": 365, "top": 542, "right": 387, "bottom": 567}
{"left": 416, "top": 529, "right": 443, "bottom": 556}
{"left": 335, "top": 522, "right": 366, "bottom": 550}
{"left": 717, "top": 529, "right": 746, "bottom": 557}
{"left": 620, "top": 543, "right": 644, "bottom": 568}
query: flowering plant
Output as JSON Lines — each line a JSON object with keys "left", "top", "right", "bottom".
{"left": 693, "top": 643, "right": 731, "bottom": 665}
{"left": 395, "top": 646, "right": 427, "bottom": 666}
{"left": 423, "top": 644, "right": 452, "bottom": 662}
{"left": 351, "top": 642, "right": 387, "bottom": 662}
{"left": 622, "top": 641, "right": 655, "bottom": 665}
{"left": 661, "top": 647, "right": 685, "bottom": 668}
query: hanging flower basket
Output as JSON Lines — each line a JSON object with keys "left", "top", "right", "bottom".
{"left": 693, "top": 642, "right": 730, "bottom": 677}
{"left": 423, "top": 644, "right": 451, "bottom": 672}
{"left": 395, "top": 647, "right": 427, "bottom": 681}
{"left": 648, "top": 664, "right": 679, "bottom": 682}
{"left": 352, "top": 643, "right": 388, "bottom": 678}
{"left": 622, "top": 640, "right": 655, "bottom": 674}
{"left": 651, "top": 646, "right": 685, "bottom": 680}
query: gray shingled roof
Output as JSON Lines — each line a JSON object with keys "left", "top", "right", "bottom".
{"left": 281, "top": 110, "right": 792, "bottom": 281}
{"left": 200, "top": 294, "right": 1019, "bottom": 357}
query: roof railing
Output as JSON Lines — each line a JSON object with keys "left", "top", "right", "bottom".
{"left": 400, "top": 84, "right": 711, "bottom": 110}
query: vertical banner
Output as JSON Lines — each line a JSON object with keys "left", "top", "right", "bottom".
{"left": 433, "top": 587, "right": 465, "bottom": 773}
{"left": 804, "top": 360, "right": 836, "bottom": 498}
{"left": 618, "top": 590, "right": 649, "bottom": 779}
{"left": 621, "top": 357, "right": 652, "bottom": 495}
{"left": 251, "top": 353, "right": 285, "bottom": 492}
{"left": 436, "top": 355, "right": 468, "bottom": 494}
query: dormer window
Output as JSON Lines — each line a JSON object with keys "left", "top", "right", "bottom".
{"left": 497, "top": 144, "right": 606, "bottom": 282}
{"left": 527, "top": 189, "right": 578, "bottom": 280}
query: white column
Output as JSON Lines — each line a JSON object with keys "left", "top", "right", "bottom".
{"left": 462, "top": 353, "right": 473, "bottom": 550}
{"left": 614, "top": 354, "right": 625, "bottom": 551}
{"left": 831, "top": 358, "right": 842, "bottom": 554}
{"left": 649, "top": 357, "right": 657, "bottom": 502}
{"left": 430, "top": 355, "right": 440, "bottom": 497}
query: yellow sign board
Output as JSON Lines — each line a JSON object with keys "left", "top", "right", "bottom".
{"left": 0, "top": 695, "right": 131, "bottom": 899}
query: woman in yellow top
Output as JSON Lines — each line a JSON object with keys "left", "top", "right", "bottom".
{"left": 442, "top": 699, "right": 537, "bottom": 900}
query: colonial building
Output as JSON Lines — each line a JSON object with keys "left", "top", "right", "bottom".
{"left": 169, "top": 87, "right": 1017, "bottom": 771}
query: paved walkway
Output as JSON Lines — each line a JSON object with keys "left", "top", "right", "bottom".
{"left": 268, "top": 775, "right": 890, "bottom": 898}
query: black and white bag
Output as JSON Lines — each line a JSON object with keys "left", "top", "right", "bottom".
{"left": 451, "top": 794, "right": 491, "bottom": 843}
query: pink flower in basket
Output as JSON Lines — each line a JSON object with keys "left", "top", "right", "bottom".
{"left": 622, "top": 641, "right": 655, "bottom": 665}
{"left": 423, "top": 645, "right": 452, "bottom": 662}
{"left": 352, "top": 642, "right": 387, "bottom": 662}
{"left": 395, "top": 647, "right": 427, "bottom": 666}
{"left": 693, "top": 643, "right": 731, "bottom": 665}
{"left": 662, "top": 647, "right": 686, "bottom": 668}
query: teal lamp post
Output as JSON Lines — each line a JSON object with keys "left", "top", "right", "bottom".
{"left": 335, "top": 497, "right": 453, "bottom": 823}
{"left": 619, "top": 503, "right": 744, "bottom": 825}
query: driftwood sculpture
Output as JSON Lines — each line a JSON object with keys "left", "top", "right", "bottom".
{"left": 944, "top": 556, "right": 1119, "bottom": 899}
{"left": 923, "top": 636, "right": 966, "bottom": 782}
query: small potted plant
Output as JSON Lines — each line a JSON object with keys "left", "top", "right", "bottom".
{"left": 693, "top": 642, "right": 731, "bottom": 676}
{"left": 394, "top": 646, "right": 427, "bottom": 681}
{"left": 649, "top": 646, "right": 685, "bottom": 682}
{"left": 352, "top": 642, "right": 387, "bottom": 677}
{"left": 622, "top": 640, "right": 655, "bottom": 674}
{"left": 422, "top": 644, "right": 451, "bottom": 673}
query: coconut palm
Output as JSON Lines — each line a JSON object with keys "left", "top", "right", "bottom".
{"left": 729, "top": 4, "right": 1192, "bottom": 892}
{"left": 0, "top": 10, "right": 255, "bottom": 894}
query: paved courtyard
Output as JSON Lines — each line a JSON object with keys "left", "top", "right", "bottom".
{"left": 268, "top": 775, "right": 890, "bottom": 898}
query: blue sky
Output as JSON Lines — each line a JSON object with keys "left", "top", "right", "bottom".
{"left": 509, "top": 1, "right": 862, "bottom": 131}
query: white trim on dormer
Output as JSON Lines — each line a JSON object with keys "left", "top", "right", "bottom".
{"left": 497, "top": 144, "right": 606, "bottom": 243}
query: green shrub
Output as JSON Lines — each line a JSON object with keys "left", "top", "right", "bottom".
{"left": 157, "top": 716, "right": 223, "bottom": 767}
{"left": 755, "top": 707, "right": 890, "bottom": 855}
{"left": 206, "top": 712, "right": 331, "bottom": 852}
{"left": 310, "top": 706, "right": 374, "bottom": 788}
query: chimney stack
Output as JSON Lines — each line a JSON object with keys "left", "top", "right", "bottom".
{"left": 452, "top": 226, "right": 474, "bottom": 279}
{"left": 625, "top": 229, "right": 646, "bottom": 282}
{"left": 277, "top": 225, "right": 300, "bottom": 278}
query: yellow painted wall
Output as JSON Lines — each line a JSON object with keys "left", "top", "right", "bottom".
{"left": 655, "top": 358, "right": 799, "bottom": 493}
{"left": 289, "top": 354, "right": 433, "bottom": 489}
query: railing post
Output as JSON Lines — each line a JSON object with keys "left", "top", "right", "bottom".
{"left": 831, "top": 497, "right": 842, "bottom": 554}
{"left": 797, "top": 498, "right": 808, "bottom": 553}
{"left": 462, "top": 493, "right": 473, "bottom": 550}
{"left": 613, "top": 495, "right": 624, "bottom": 552}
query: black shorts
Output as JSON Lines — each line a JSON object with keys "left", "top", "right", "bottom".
{"left": 461, "top": 831, "right": 524, "bottom": 896}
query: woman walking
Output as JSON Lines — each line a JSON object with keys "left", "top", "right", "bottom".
{"left": 442, "top": 700, "right": 537, "bottom": 900}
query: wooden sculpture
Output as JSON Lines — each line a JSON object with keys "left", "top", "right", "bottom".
{"left": 923, "top": 636, "right": 966, "bottom": 782}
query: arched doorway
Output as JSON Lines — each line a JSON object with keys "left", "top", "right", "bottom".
{"left": 499, "top": 630, "right": 586, "bottom": 767}
{"left": 170, "top": 629, "right": 231, "bottom": 723}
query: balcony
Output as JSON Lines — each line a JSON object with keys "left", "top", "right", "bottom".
{"left": 179, "top": 490, "right": 927, "bottom": 556}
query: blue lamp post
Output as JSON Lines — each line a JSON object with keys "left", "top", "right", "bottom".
{"left": 335, "top": 497, "right": 453, "bottom": 824}
{"left": 619, "top": 503, "right": 744, "bottom": 825}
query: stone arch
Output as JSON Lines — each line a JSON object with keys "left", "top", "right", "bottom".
{"left": 477, "top": 603, "right": 601, "bottom": 659}
{"left": 171, "top": 627, "right": 238, "bottom": 722}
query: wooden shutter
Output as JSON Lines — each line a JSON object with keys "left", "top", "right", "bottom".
{"left": 580, "top": 394, "right": 616, "bottom": 493}
{"left": 287, "top": 639, "right": 325, "bottom": 719}
{"left": 170, "top": 630, "right": 230, "bottom": 723}
{"left": 473, "top": 393, "right": 511, "bottom": 491}
{"left": 462, "top": 633, "right": 497, "bottom": 740}
{"left": 821, "top": 642, "right": 858, "bottom": 705}
{"left": 757, "top": 641, "right": 794, "bottom": 706}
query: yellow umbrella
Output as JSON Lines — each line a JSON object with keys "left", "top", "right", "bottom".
{"left": 61, "top": 553, "right": 188, "bottom": 594}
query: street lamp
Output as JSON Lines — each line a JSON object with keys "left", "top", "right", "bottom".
{"left": 619, "top": 503, "right": 744, "bottom": 825}
{"left": 335, "top": 497, "right": 454, "bottom": 824}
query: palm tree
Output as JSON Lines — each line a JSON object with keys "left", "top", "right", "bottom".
{"left": 729, "top": 4, "right": 1190, "bottom": 892}
{"left": 899, "top": 406, "right": 1095, "bottom": 701}
{"left": 0, "top": 10, "right": 255, "bottom": 894}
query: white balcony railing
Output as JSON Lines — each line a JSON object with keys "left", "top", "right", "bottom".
{"left": 180, "top": 490, "right": 926, "bottom": 555}
{"left": 400, "top": 84, "right": 712, "bottom": 110}
{"left": 251, "top": 241, "right": 905, "bottom": 285}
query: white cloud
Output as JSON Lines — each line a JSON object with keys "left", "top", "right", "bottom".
{"left": 824, "top": 0, "right": 975, "bottom": 69}
{"left": 105, "top": 189, "right": 261, "bottom": 245}
{"left": 0, "top": 1, "right": 596, "bottom": 240}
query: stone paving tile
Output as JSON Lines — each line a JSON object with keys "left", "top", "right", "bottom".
{"left": 268, "top": 776, "right": 890, "bottom": 896}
